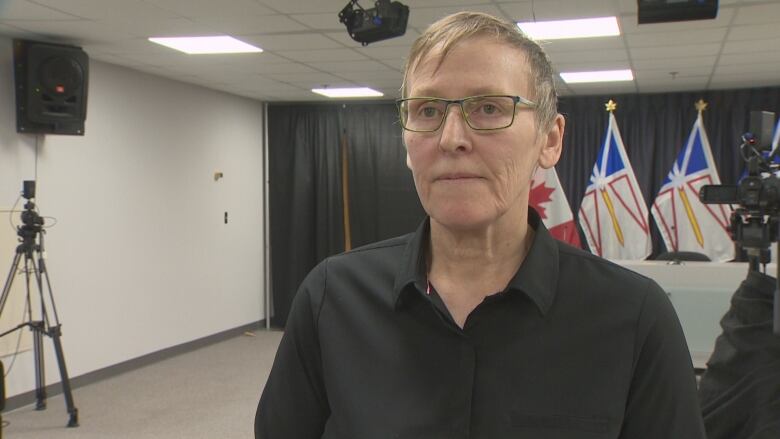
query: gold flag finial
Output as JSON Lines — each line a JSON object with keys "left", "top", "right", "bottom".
{"left": 695, "top": 99, "right": 708, "bottom": 113}
{"left": 605, "top": 100, "right": 617, "bottom": 112}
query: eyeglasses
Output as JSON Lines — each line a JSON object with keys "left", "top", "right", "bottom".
{"left": 396, "top": 95, "right": 537, "bottom": 132}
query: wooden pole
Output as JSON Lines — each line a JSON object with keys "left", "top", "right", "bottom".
{"left": 341, "top": 132, "right": 352, "bottom": 251}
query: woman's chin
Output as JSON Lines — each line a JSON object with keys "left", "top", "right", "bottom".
{"left": 429, "top": 208, "right": 497, "bottom": 232}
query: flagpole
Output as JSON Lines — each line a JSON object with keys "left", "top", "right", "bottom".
{"left": 602, "top": 100, "right": 626, "bottom": 247}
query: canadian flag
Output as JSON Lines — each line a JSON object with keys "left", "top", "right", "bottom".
{"left": 529, "top": 167, "right": 582, "bottom": 248}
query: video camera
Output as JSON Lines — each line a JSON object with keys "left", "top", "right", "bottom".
{"left": 699, "top": 110, "right": 780, "bottom": 335}
{"left": 17, "top": 180, "right": 44, "bottom": 250}
{"left": 700, "top": 111, "right": 779, "bottom": 266}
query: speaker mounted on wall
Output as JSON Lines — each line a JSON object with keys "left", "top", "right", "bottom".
{"left": 13, "top": 39, "right": 89, "bottom": 136}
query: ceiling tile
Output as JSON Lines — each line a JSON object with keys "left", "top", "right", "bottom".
{"left": 354, "top": 45, "right": 410, "bottom": 63}
{"left": 0, "top": 21, "right": 31, "bottom": 38}
{"left": 289, "top": 13, "right": 342, "bottom": 31}
{"left": 637, "top": 79, "right": 709, "bottom": 94}
{"left": 711, "top": 70, "right": 780, "bottom": 82}
{"left": 145, "top": 0, "right": 277, "bottom": 18}
{"left": 734, "top": 2, "right": 780, "bottom": 25}
{"left": 241, "top": 33, "right": 343, "bottom": 51}
{"left": 280, "top": 48, "right": 367, "bottom": 62}
{"left": 85, "top": 38, "right": 180, "bottom": 54}
{"left": 306, "top": 60, "right": 394, "bottom": 73}
{"left": 727, "top": 23, "right": 776, "bottom": 41}
{"left": 0, "top": 0, "right": 81, "bottom": 20}
{"left": 495, "top": 2, "right": 534, "bottom": 19}
{"left": 100, "top": 18, "right": 217, "bottom": 38}
{"left": 507, "top": 0, "right": 618, "bottom": 21}
{"left": 237, "top": 61, "right": 318, "bottom": 74}
{"left": 290, "top": 80, "right": 356, "bottom": 89}
{"left": 710, "top": 71, "right": 780, "bottom": 89}
{"left": 407, "top": 5, "right": 503, "bottom": 28}
{"left": 562, "top": 81, "right": 637, "bottom": 97}
{"left": 718, "top": 51, "right": 780, "bottom": 67}
{"left": 631, "top": 55, "right": 717, "bottom": 70}
{"left": 548, "top": 48, "right": 628, "bottom": 65}
{"left": 722, "top": 37, "right": 780, "bottom": 54}
{"left": 323, "top": 28, "right": 420, "bottom": 48}
{"left": 30, "top": 0, "right": 177, "bottom": 20}
{"left": 634, "top": 67, "right": 712, "bottom": 81}
{"left": 616, "top": 0, "right": 637, "bottom": 14}
{"left": 111, "top": 51, "right": 275, "bottom": 68}
{"left": 709, "top": 77, "right": 780, "bottom": 91}
{"left": 255, "top": 0, "right": 348, "bottom": 15}
{"left": 359, "top": 78, "right": 402, "bottom": 89}
{"left": 191, "top": 14, "right": 307, "bottom": 35}
{"left": 540, "top": 37, "right": 626, "bottom": 54}
{"left": 4, "top": 19, "right": 134, "bottom": 44}
{"left": 336, "top": 69, "right": 403, "bottom": 82}
{"left": 263, "top": 71, "right": 345, "bottom": 83}
{"left": 625, "top": 28, "right": 727, "bottom": 47}
{"left": 715, "top": 61, "right": 780, "bottom": 76}
{"left": 630, "top": 43, "right": 721, "bottom": 60}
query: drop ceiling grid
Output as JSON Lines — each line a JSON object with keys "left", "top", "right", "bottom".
{"left": 0, "top": 0, "right": 776, "bottom": 101}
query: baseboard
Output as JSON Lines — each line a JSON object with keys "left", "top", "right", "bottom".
{"left": 3, "top": 320, "right": 266, "bottom": 411}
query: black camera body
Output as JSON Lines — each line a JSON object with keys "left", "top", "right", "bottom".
{"left": 17, "top": 181, "right": 44, "bottom": 251}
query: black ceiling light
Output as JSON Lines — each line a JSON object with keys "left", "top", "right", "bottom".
{"left": 638, "top": 0, "right": 719, "bottom": 24}
{"left": 338, "top": 0, "right": 409, "bottom": 46}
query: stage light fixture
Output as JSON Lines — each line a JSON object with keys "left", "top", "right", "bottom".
{"left": 338, "top": 0, "right": 409, "bottom": 46}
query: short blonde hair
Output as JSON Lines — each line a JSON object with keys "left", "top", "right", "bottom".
{"left": 402, "top": 11, "right": 558, "bottom": 132}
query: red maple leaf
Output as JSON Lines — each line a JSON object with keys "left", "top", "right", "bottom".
{"left": 529, "top": 182, "right": 555, "bottom": 220}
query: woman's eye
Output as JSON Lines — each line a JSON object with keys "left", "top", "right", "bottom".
{"left": 421, "top": 107, "right": 439, "bottom": 118}
{"left": 482, "top": 104, "right": 497, "bottom": 114}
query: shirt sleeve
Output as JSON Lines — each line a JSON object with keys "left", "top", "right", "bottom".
{"left": 619, "top": 278, "right": 707, "bottom": 438}
{"left": 255, "top": 262, "right": 330, "bottom": 439}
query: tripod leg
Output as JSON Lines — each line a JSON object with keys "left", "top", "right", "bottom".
{"left": 0, "top": 252, "right": 22, "bottom": 318}
{"left": 32, "top": 322, "right": 46, "bottom": 410}
{"left": 50, "top": 325, "right": 78, "bottom": 427}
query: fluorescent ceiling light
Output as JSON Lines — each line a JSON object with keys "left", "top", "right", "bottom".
{"left": 560, "top": 69, "right": 634, "bottom": 84}
{"left": 517, "top": 16, "right": 620, "bottom": 40}
{"left": 148, "top": 36, "right": 262, "bottom": 54}
{"left": 311, "top": 87, "right": 384, "bottom": 98}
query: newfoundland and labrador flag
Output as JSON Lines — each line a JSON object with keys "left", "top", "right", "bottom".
{"left": 651, "top": 112, "right": 733, "bottom": 261}
{"left": 578, "top": 111, "right": 651, "bottom": 260}
{"left": 529, "top": 167, "right": 581, "bottom": 247}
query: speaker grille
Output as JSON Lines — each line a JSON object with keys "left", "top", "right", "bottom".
{"left": 13, "top": 39, "right": 89, "bottom": 135}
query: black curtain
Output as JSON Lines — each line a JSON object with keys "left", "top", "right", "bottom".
{"left": 268, "top": 87, "right": 780, "bottom": 326}
{"left": 268, "top": 105, "right": 345, "bottom": 327}
{"left": 342, "top": 104, "right": 425, "bottom": 248}
{"left": 268, "top": 102, "right": 422, "bottom": 327}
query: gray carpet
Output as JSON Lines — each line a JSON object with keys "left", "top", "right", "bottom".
{"left": 2, "top": 329, "right": 283, "bottom": 438}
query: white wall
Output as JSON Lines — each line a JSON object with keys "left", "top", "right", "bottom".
{"left": 0, "top": 37, "right": 265, "bottom": 398}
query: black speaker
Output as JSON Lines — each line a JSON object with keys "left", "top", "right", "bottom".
{"left": 638, "top": 0, "right": 718, "bottom": 24}
{"left": 13, "top": 39, "right": 89, "bottom": 135}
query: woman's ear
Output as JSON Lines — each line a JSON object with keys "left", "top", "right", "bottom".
{"left": 538, "top": 114, "right": 565, "bottom": 169}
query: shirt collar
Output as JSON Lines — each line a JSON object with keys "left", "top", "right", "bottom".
{"left": 392, "top": 208, "right": 560, "bottom": 316}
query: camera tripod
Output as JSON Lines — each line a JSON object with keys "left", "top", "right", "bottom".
{"left": 0, "top": 200, "right": 78, "bottom": 427}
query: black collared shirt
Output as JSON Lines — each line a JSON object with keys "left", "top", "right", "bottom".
{"left": 256, "top": 209, "right": 706, "bottom": 438}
